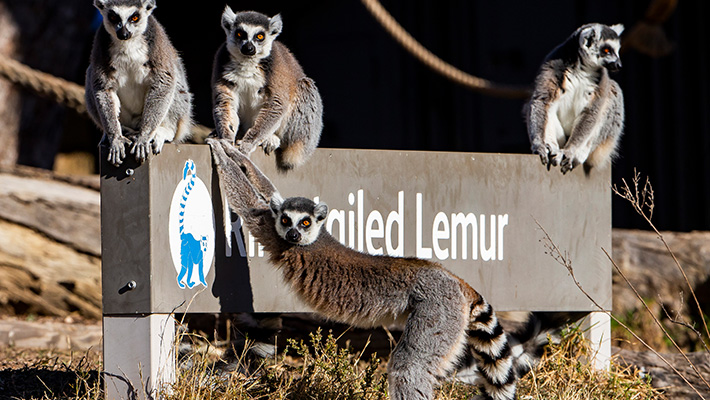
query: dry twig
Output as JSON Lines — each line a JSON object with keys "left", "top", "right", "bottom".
{"left": 612, "top": 170, "right": 710, "bottom": 343}
{"left": 534, "top": 219, "right": 705, "bottom": 399}
{"left": 602, "top": 248, "right": 710, "bottom": 390}
{"left": 658, "top": 295, "right": 710, "bottom": 354}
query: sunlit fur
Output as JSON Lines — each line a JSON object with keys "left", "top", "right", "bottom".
{"left": 270, "top": 196, "right": 328, "bottom": 246}
{"left": 524, "top": 23, "right": 625, "bottom": 174}
{"left": 222, "top": 8, "right": 281, "bottom": 63}
{"left": 207, "top": 138, "right": 541, "bottom": 400}
{"left": 86, "top": 0, "right": 193, "bottom": 166}
{"left": 96, "top": 2, "right": 152, "bottom": 41}
{"left": 212, "top": 9, "right": 322, "bottom": 171}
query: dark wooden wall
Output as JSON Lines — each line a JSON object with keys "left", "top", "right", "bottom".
{"left": 7, "top": 0, "right": 710, "bottom": 232}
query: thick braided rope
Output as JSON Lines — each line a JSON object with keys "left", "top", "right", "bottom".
{"left": 0, "top": 53, "right": 213, "bottom": 139}
{"left": 0, "top": 53, "right": 87, "bottom": 114}
{"left": 360, "top": 0, "right": 532, "bottom": 99}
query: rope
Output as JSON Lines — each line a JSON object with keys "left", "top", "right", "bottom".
{"left": 360, "top": 0, "right": 532, "bottom": 99}
{"left": 0, "top": 53, "right": 213, "bottom": 139}
{"left": 0, "top": 2, "right": 675, "bottom": 108}
{"left": 0, "top": 53, "right": 87, "bottom": 114}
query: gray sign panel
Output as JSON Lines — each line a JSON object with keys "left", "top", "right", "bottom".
{"left": 101, "top": 144, "right": 611, "bottom": 315}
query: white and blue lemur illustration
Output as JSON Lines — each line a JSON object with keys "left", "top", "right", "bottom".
{"left": 176, "top": 160, "right": 208, "bottom": 289}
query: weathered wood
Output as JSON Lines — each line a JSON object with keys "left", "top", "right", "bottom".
{"left": 0, "top": 170, "right": 100, "bottom": 256}
{"left": 0, "top": 317, "right": 101, "bottom": 351}
{"left": 612, "top": 229, "right": 710, "bottom": 320}
{"left": 614, "top": 347, "right": 710, "bottom": 399}
{"left": 0, "top": 167, "right": 100, "bottom": 319}
{"left": 0, "top": 219, "right": 101, "bottom": 319}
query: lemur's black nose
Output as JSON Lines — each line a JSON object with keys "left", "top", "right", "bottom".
{"left": 605, "top": 60, "right": 622, "bottom": 72}
{"left": 117, "top": 27, "right": 131, "bottom": 40}
{"left": 286, "top": 229, "right": 301, "bottom": 243}
{"left": 241, "top": 43, "right": 256, "bottom": 56}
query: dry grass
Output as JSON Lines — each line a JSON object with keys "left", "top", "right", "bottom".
{"left": 533, "top": 170, "right": 710, "bottom": 399}
{"left": 518, "top": 326, "right": 665, "bottom": 400}
{"left": 162, "top": 325, "right": 660, "bottom": 400}
{"left": 166, "top": 328, "right": 390, "bottom": 400}
{"left": 2, "top": 170, "right": 701, "bottom": 399}
{"left": 0, "top": 347, "right": 101, "bottom": 400}
{"left": 0, "top": 322, "right": 665, "bottom": 400}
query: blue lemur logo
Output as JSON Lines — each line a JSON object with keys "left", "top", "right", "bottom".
{"left": 169, "top": 160, "right": 215, "bottom": 289}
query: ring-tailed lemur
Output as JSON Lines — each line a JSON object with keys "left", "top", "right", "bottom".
{"left": 207, "top": 138, "right": 538, "bottom": 400}
{"left": 86, "top": 0, "right": 193, "bottom": 166}
{"left": 212, "top": 8, "right": 323, "bottom": 172}
{"left": 524, "top": 23, "right": 625, "bottom": 174}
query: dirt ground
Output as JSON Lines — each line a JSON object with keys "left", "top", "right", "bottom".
{"left": 0, "top": 345, "right": 101, "bottom": 399}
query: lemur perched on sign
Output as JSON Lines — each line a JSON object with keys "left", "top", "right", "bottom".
{"left": 86, "top": 0, "right": 193, "bottom": 166}
{"left": 208, "top": 138, "right": 539, "bottom": 400}
{"left": 524, "top": 23, "right": 625, "bottom": 174}
{"left": 212, "top": 8, "right": 323, "bottom": 171}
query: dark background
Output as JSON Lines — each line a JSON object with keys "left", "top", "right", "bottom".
{"left": 6, "top": 0, "right": 710, "bottom": 232}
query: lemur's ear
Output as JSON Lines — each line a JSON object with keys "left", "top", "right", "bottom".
{"left": 269, "top": 14, "right": 283, "bottom": 36}
{"left": 270, "top": 192, "right": 284, "bottom": 217}
{"left": 314, "top": 202, "right": 328, "bottom": 222}
{"left": 222, "top": 5, "right": 237, "bottom": 35}
{"left": 610, "top": 24, "right": 624, "bottom": 36}
{"left": 94, "top": 0, "right": 106, "bottom": 10}
{"left": 579, "top": 26, "right": 596, "bottom": 48}
{"left": 143, "top": 0, "right": 156, "bottom": 12}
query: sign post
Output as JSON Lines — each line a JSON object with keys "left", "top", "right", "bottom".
{"left": 101, "top": 144, "right": 612, "bottom": 398}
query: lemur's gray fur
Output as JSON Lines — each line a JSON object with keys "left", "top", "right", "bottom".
{"left": 208, "top": 138, "right": 534, "bottom": 400}
{"left": 524, "top": 23, "right": 625, "bottom": 174}
{"left": 212, "top": 8, "right": 323, "bottom": 172}
{"left": 86, "top": 0, "right": 193, "bottom": 166}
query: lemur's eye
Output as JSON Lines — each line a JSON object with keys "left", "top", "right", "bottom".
{"left": 602, "top": 47, "right": 611, "bottom": 55}
{"left": 108, "top": 12, "right": 120, "bottom": 24}
{"left": 302, "top": 219, "right": 311, "bottom": 227}
{"left": 236, "top": 31, "right": 245, "bottom": 39}
{"left": 256, "top": 33, "right": 265, "bottom": 41}
{"left": 281, "top": 217, "right": 290, "bottom": 226}
{"left": 130, "top": 13, "right": 140, "bottom": 23}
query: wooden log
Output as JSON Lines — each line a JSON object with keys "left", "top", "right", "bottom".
{"left": 0, "top": 168, "right": 100, "bottom": 319}
{"left": 0, "top": 169, "right": 100, "bottom": 256}
{"left": 614, "top": 347, "right": 710, "bottom": 399}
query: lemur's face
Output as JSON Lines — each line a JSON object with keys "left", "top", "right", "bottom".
{"left": 270, "top": 196, "right": 328, "bottom": 246}
{"left": 578, "top": 23, "right": 624, "bottom": 72}
{"left": 95, "top": 0, "right": 154, "bottom": 41}
{"left": 221, "top": 8, "right": 283, "bottom": 60}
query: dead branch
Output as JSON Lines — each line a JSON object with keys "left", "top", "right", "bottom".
{"left": 612, "top": 170, "right": 710, "bottom": 342}
{"left": 535, "top": 219, "right": 705, "bottom": 399}
{"left": 603, "top": 247, "right": 710, "bottom": 390}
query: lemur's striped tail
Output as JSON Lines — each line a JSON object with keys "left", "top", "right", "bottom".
{"left": 456, "top": 308, "right": 553, "bottom": 400}
{"left": 464, "top": 299, "right": 517, "bottom": 400}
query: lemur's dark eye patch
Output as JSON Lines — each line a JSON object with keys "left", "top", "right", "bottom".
{"left": 108, "top": 12, "right": 120, "bottom": 24}
{"left": 236, "top": 30, "right": 246, "bottom": 39}
{"left": 281, "top": 216, "right": 291, "bottom": 226}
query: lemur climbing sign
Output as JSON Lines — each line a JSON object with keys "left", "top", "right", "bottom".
{"left": 168, "top": 159, "right": 215, "bottom": 289}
